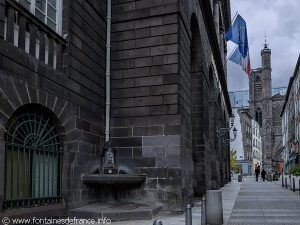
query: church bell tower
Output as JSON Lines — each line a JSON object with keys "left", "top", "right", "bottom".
{"left": 249, "top": 38, "right": 273, "bottom": 171}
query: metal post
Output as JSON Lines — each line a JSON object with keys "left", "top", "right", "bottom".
{"left": 186, "top": 204, "right": 192, "bottom": 225}
{"left": 201, "top": 196, "right": 206, "bottom": 225}
{"left": 285, "top": 177, "right": 287, "bottom": 189}
{"left": 293, "top": 178, "right": 295, "bottom": 192}
{"left": 153, "top": 220, "right": 163, "bottom": 225}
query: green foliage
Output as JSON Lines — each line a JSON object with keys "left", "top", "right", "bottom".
{"left": 289, "top": 166, "right": 300, "bottom": 176}
{"left": 230, "top": 149, "right": 240, "bottom": 173}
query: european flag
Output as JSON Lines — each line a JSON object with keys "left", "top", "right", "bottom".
{"left": 225, "top": 14, "right": 249, "bottom": 58}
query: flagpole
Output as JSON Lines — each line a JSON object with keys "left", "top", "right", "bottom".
{"left": 231, "top": 11, "right": 238, "bottom": 24}
{"left": 225, "top": 11, "right": 238, "bottom": 34}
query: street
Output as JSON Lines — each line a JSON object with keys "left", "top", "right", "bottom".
{"left": 228, "top": 177, "right": 300, "bottom": 225}
{"left": 110, "top": 177, "right": 300, "bottom": 225}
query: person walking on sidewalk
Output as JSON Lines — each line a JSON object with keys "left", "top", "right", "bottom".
{"left": 255, "top": 166, "right": 260, "bottom": 181}
{"left": 261, "top": 169, "right": 266, "bottom": 181}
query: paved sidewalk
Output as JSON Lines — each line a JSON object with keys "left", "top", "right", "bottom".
{"left": 111, "top": 180, "right": 241, "bottom": 225}
{"left": 222, "top": 179, "right": 241, "bottom": 225}
{"left": 228, "top": 176, "right": 300, "bottom": 225}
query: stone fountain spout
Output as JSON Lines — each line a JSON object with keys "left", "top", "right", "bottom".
{"left": 102, "top": 146, "right": 118, "bottom": 174}
{"left": 81, "top": 146, "right": 146, "bottom": 186}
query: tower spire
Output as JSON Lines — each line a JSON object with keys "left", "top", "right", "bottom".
{"left": 261, "top": 33, "right": 271, "bottom": 69}
{"left": 264, "top": 34, "right": 268, "bottom": 49}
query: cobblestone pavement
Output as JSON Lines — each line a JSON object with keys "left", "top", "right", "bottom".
{"left": 228, "top": 177, "right": 300, "bottom": 225}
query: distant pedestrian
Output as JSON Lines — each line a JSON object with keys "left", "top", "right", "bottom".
{"left": 261, "top": 169, "right": 266, "bottom": 181}
{"left": 255, "top": 167, "right": 260, "bottom": 181}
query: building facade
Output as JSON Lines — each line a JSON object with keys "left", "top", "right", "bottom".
{"left": 231, "top": 108, "right": 252, "bottom": 175}
{"left": 249, "top": 44, "right": 285, "bottom": 172}
{"left": 238, "top": 109, "right": 252, "bottom": 175}
{"left": 230, "top": 109, "right": 244, "bottom": 164}
{"left": 252, "top": 119, "right": 262, "bottom": 174}
{"left": 229, "top": 86, "right": 285, "bottom": 174}
{"left": 0, "top": 0, "right": 232, "bottom": 219}
{"left": 281, "top": 55, "right": 300, "bottom": 173}
{"left": 230, "top": 108, "right": 262, "bottom": 176}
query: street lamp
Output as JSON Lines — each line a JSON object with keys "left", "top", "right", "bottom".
{"left": 215, "top": 114, "right": 238, "bottom": 146}
{"left": 216, "top": 114, "right": 235, "bottom": 137}
{"left": 223, "top": 127, "right": 237, "bottom": 145}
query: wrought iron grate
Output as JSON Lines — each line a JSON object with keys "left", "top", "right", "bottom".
{"left": 4, "top": 108, "right": 63, "bottom": 209}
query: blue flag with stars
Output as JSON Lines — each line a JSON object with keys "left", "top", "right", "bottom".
{"left": 225, "top": 14, "right": 249, "bottom": 58}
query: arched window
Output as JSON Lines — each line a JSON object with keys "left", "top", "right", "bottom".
{"left": 190, "top": 14, "right": 203, "bottom": 73}
{"left": 255, "top": 108, "right": 262, "bottom": 127}
{"left": 4, "top": 104, "right": 63, "bottom": 209}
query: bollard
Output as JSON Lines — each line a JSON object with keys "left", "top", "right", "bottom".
{"left": 153, "top": 220, "right": 163, "bottom": 225}
{"left": 285, "top": 177, "right": 287, "bottom": 189}
{"left": 238, "top": 174, "right": 243, "bottom": 182}
{"left": 282, "top": 175, "right": 284, "bottom": 187}
{"left": 201, "top": 196, "right": 206, "bottom": 225}
{"left": 186, "top": 204, "right": 192, "bottom": 225}
{"left": 293, "top": 178, "right": 295, "bottom": 192}
{"left": 206, "top": 190, "right": 223, "bottom": 225}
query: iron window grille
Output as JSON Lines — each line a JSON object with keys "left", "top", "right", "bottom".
{"left": 4, "top": 107, "right": 63, "bottom": 209}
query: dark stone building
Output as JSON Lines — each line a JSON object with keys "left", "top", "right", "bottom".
{"left": 0, "top": 0, "right": 231, "bottom": 219}
{"left": 249, "top": 44, "right": 285, "bottom": 172}
{"left": 281, "top": 55, "right": 300, "bottom": 173}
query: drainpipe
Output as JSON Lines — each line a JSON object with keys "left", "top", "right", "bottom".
{"left": 105, "top": 0, "right": 112, "bottom": 142}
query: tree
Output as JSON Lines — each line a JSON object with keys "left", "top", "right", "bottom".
{"left": 230, "top": 149, "right": 240, "bottom": 173}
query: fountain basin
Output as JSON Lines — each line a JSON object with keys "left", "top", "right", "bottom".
{"left": 81, "top": 174, "right": 146, "bottom": 185}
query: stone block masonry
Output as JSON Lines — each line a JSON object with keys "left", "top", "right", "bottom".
{"left": 110, "top": 0, "right": 231, "bottom": 210}
{"left": 0, "top": 0, "right": 231, "bottom": 217}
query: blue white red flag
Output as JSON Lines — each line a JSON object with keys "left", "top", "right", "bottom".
{"left": 226, "top": 14, "right": 251, "bottom": 76}
{"left": 229, "top": 46, "right": 251, "bottom": 76}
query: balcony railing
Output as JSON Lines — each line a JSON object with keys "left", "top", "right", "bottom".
{"left": 2, "top": 0, "right": 67, "bottom": 70}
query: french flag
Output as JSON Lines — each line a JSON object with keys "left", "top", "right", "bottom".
{"left": 229, "top": 46, "right": 251, "bottom": 76}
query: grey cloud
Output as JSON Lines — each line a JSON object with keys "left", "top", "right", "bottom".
{"left": 228, "top": 0, "right": 300, "bottom": 91}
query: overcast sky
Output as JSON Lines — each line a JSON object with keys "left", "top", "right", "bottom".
{"left": 227, "top": 0, "right": 300, "bottom": 91}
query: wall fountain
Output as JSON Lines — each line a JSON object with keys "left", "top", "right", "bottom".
{"left": 69, "top": 146, "right": 161, "bottom": 221}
